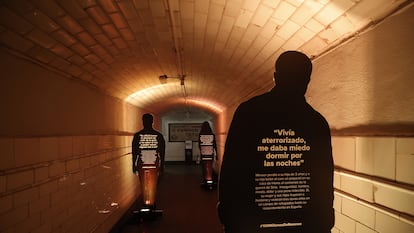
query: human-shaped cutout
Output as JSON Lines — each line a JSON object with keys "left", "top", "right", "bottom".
{"left": 132, "top": 113, "right": 165, "bottom": 214}
{"left": 218, "top": 51, "right": 334, "bottom": 233}
{"left": 198, "top": 121, "right": 218, "bottom": 189}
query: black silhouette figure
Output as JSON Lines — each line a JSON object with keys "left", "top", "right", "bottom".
{"left": 218, "top": 51, "right": 334, "bottom": 233}
{"left": 198, "top": 121, "right": 218, "bottom": 189}
{"left": 132, "top": 113, "right": 165, "bottom": 212}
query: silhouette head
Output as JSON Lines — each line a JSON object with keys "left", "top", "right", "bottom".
{"left": 274, "top": 51, "right": 312, "bottom": 96}
{"left": 200, "top": 121, "right": 213, "bottom": 134}
{"left": 142, "top": 113, "right": 154, "bottom": 129}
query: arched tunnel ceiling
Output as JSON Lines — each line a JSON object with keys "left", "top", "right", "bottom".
{"left": 0, "top": 0, "right": 409, "bottom": 115}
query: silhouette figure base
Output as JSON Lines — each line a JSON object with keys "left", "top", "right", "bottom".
{"left": 200, "top": 180, "right": 217, "bottom": 190}
{"left": 133, "top": 207, "right": 163, "bottom": 221}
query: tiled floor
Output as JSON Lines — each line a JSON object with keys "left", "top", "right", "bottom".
{"left": 116, "top": 164, "right": 223, "bottom": 233}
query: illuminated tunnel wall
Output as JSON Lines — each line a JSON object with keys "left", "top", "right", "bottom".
{"left": 307, "top": 5, "right": 414, "bottom": 233}
{"left": 0, "top": 47, "right": 153, "bottom": 232}
{"left": 0, "top": 4, "right": 413, "bottom": 233}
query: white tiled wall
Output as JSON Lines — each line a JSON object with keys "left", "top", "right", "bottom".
{"left": 332, "top": 137, "right": 356, "bottom": 171}
{"left": 332, "top": 136, "right": 414, "bottom": 233}
{"left": 333, "top": 136, "right": 414, "bottom": 185}
{"left": 342, "top": 196, "right": 376, "bottom": 228}
{"left": 356, "top": 137, "right": 396, "bottom": 180}
{"left": 396, "top": 138, "right": 414, "bottom": 184}
{"left": 0, "top": 135, "right": 138, "bottom": 233}
{"left": 1, "top": 135, "right": 413, "bottom": 233}
{"left": 334, "top": 192, "right": 414, "bottom": 233}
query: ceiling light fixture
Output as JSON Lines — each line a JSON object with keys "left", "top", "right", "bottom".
{"left": 158, "top": 74, "right": 186, "bottom": 85}
{"left": 158, "top": 74, "right": 187, "bottom": 99}
{"left": 159, "top": 74, "right": 168, "bottom": 84}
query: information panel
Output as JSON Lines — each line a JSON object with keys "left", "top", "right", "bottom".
{"left": 138, "top": 134, "right": 158, "bottom": 166}
{"left": 200, "top": 134, "right": 214, "bottom": 159}
{"left": 254, "top": 128, "right": 312, "bottom": 212}
{"left": 168, "top": 123, "right": 202, "bottom": 142}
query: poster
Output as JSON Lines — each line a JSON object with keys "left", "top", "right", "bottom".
{"left": 169, "top": 123, "right": 202, "bottom": 142}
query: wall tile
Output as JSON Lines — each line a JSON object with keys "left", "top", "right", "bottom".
{"left": 73, "top": 136, "right": 86, "bottom": 156}
{"left": 373, "top": 181, "right": 414, "bottom": 216}
{"left": 49, "top": 161, "right": 65, "bottom": 178}
{"left": 39, "top": 137, "right": 58, "bottom": 162}
{"left": 0, "top": 205, "right": 29, "bottom": 231}
{"left": 332, "top": 137, "right": 355, "bottom": 171}
{"left": 34, "top": 166, "right": 49, "bottom": 182}
{"left": 334, "top": 171, "right": 341, "bottom": 189}
{"left": 29, "top": 195, "right": 50, "bottom": 215}
{"left": 120, "top": 136, "right": 127, "bottom": 149}
{"left": 335, "top": 211, "right": 356, "bottom": 233}
{"left": 50, "top": 189, "right": 67, "bottom": 207}
{"left": 7, "top": 170, "right": 34, "bottom": 191}
{"left": 66, "top": 159, "right": 80, "bottom": 172}
{"left": 0, "top": 29, "right": 34, "bottom": 53}
{"left": 331, "top": 227, "right": 340, "bottom": 233}
{"left": 0, "top": 195, "right": 13, "bottom": 214}
{"left": 85, "top": 136, "right": 99, "bottom": 153}
{"left": 99, "top": 135, "right": 113, "bottom": 150}
{"left": 31, "top": 223, "right": 52, "bottom": 233}
{"left": 14, "top": 138, "right": 40, "bottom": 167}
{"left": 356, "top": 222, "right": 376, "bottom": 233}
{"left": 0, "top": 175, "right": 5, "bottom": 193}
{"left": 355, "top": 137, "right": 374, "bottom": 175}
{"left": 0, "top": 6, "right": 33, "bottom": 34}
{"left": 38, "top": 180, "right": 58, "bottom": 197}
{"left": 342, "top": 198, "right": 375, "bottom": 228}
{"left": 340, "top": 173, "right": 374, "bottom": 202}
{"left": 356, "top": 137, "right": 396, "bottom": 180}
{"left": 396, "top": 138, "right": 414, "bottom": 154}
{"left": 0, "top": 138, "right": 14, "bottom": 170}
{"left": 58, "top": 137, "right": 73, "bottom": 159}
{"left": 80, "top": 156, "right": 91, "bottom": 168}
{"left": 375, "top": 211, "right": 414, "bottom": 233}
{"left": 26, "top": 29, "right": 57, "bottom": 49}
{"left": 396, "top": 137, "right": 414, "bottom": 185}
{"left": 27, "top": 45, "right": 56, "bottom": 63}
{"left": 396, "top": 154, "right": 414, "bottom": 184}
{"left": 14, "top": 213, "right": 41, "bottom": 233}
{"left": 13, "top": 186, "right": 39, "bottom": 207}
{"left": 333, "top": 193, "right": 342, "bottom": 211}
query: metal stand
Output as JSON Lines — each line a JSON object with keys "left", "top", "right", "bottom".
{"left": 133, "top": 207, "right": 163, "bottom": 221}
{"left": 200, "top": 180, "right": 217, "bottom": 190}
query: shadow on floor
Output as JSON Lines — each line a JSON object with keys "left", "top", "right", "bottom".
{"left": 113, "top": 164, "right": 223, "bottom": 233}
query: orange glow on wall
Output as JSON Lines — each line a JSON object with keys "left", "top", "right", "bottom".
{"left": 125, "top": 85, "right": 225, "bottom": 115}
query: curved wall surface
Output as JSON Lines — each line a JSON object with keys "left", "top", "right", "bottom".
{"left": 308, "top": 5, "right": 414, "bottom": 233}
